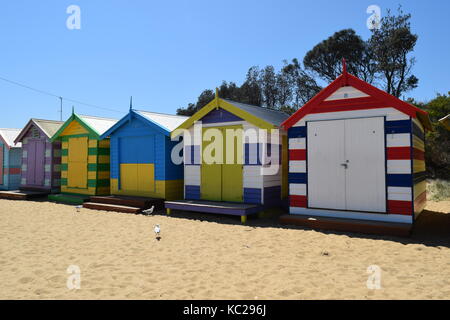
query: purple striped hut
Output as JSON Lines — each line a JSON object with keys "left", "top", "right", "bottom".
{"left": 14, "top": 119, "right": 64, "bottom": 193}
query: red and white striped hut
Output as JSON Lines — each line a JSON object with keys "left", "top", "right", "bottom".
{"left": 281, "top": 60, "right": 431, "bottom": 236}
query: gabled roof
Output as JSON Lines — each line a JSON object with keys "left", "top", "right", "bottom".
{"left": 14, "top": 118, "right": 64, "bottom": 144}
{"left": 50, "top": 113, "right": 118, "bottom": 142}
{"left": 171, "top": 91, "right": 290, "bottom": 138}
{"left": 222, "top": 99, "right": 289, "bottom": 127}
{"left": 282, "top": 65, "right": 432, "bottom": 131}
{"left": 136, "top": 110, "right": 189, "bottom": 132}
{"left": 0, "top": 128, "right": 22, "bottom": 148}
{"left": 100, "top": 109, "right": 189, "bottom": 139}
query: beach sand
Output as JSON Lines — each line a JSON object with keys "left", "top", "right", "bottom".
{"left": 0, "top": 199, "right": 449, "bottom": 300}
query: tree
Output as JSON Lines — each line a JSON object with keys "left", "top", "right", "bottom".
{"left": 176, "top": 102, "right": 196, "bottom": 116}
{"left": 218, "top": 81, "right": 241, "bottom": 101}
{"left": 259, "top": 65, "right": 278, "bottom": 109}
{"left": 303, "top": 29, "right": 375, "bottom": 83}
{"left": 282, "top": 58, "right": 322, "bottom": 108}
{"left": 369, "top": 7, "right": 418, "bottom": 97}
{"left": 276, "top": 70, "right": 292, "bottom": 108}
{"left": 414, "top": 93, "right": 450, "bottom": 179}
{"left": 239, "top": 66, "right": 262, "bottom": 106}
{"left": 176, "top": 89, "right": 214, "bottom": 116}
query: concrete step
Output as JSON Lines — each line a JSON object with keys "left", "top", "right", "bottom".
{"left": 83, "top": 202, "right": 142, "bottom": 214}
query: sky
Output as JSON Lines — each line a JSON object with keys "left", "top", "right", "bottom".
{"left": 1, "top": 0, "right": 449, "bottom": 128}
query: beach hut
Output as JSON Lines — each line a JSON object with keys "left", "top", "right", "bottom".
{"left": 99, "top": 108, "right": 188, "bottom": 200}
{"left": 280, "top": 60, "right": 432, "bottom": 236}
{"left": 48, "top": 112, "right": 117, "bottom": 203}
{"left": 0, "top": 128, "right": 22, "bottom": 191}
{"left": 165, "top": 90, "right": 290, "bottom": 223}
{"left": 13, "top": 119, "right": 64, "bottom": 195}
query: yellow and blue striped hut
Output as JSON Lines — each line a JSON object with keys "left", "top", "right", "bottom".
{"left": 100, "top": 109, "right": 188, "bottom": 200}
{"left": 165, "top": 89, "right": 290, "bottom": 223}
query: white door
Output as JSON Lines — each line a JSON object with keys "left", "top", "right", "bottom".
{"left": 344, "top": 117, "right": 386, "bottom": 212}
{"left": 307, "top": 117, "right": 386, "bottom": 212}
{"left": 307, "top": 120, "right": 346, "bottom": 210}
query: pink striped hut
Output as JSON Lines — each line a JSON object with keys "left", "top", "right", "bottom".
{"left": 14, "top": 119, "right": 64, "bottom": 194}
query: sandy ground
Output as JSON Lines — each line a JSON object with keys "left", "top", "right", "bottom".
{"left": 0, "top": 199, "right": 449, "bottom": 300}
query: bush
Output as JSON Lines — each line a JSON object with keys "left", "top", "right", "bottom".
{"left": 427, "top": 179, "right": 450, "bottom": 202}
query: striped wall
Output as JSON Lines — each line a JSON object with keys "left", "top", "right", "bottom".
{"left": 412, "top": 118, "right": 426, "bottom": 218}
{"left": 59, "top": 119, "right": 111, "bottom": 196}
{"left": 60, "top": 137, "right": 111, "bottom": 196}
{"left": 19, "top": 124, "right": 61, "bottom": 192}
{"left": 288, "top": 107, "right": 422, "bottom": 223}
{"left": 0, "top": 144, "right": 22, "bottom": 191}
{"left": 184, "top": 123, "right": 201, "bottom": 199}
{"left": 183, "top": 112, "right": 286, "bottom": 205}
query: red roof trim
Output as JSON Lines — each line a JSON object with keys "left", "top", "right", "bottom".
{"left": 282, "top": 70, "right": 432, "bottom": 130}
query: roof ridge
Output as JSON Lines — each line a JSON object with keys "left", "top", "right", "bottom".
{"left": 78, "top": 114, "right": 118, "bottom": 121}
{"left": 31, "top": 118, "right": 64, "bottom": 123}
{"left": 135, "top": 109, "right": 189, "bottom": 118}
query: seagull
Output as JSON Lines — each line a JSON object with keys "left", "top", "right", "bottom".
{"left": 142, "top": 205, "right": 155, "bottom": 215}
{"left": 75, "top": 205, "right": 82, "bottom": 213}
{"left": 154, "top": 224, "right": 161, "bottom": 241}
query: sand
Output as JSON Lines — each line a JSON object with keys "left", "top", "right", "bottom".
{"left": 0, "top": 199, "right": 449, "bottom": 300}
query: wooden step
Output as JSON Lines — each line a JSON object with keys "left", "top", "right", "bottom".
{"left": 0, "top": 190, "right": 49, "bottom": 200}
{"left": 83, "top": 202, "right": 141, "bottom": 214}
{"left": 279, "top": 214, "right": 412, "bottom": 237}
{"left": 89, "top": 196, "right": 164, "bottom": 209}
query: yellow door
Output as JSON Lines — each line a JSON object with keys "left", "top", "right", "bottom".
{"left": 120, "top": 163, "right": 155, "bottom": 193}
{"left": 201, "top": 126, "right": 222, "bottom": 201}
{"left": 221, "top": 126, "right": 243, "bottom": 202}
{"left": 201, "top": 126, "right": 243, "bottom": 202}
{"left": 137, "top": 164, "right": 155, "bottom": 192}
{"left": 67, "top": 137, "right": 88, "bottom": 188}
{"left": 120, "top": 164, "right": 138, "bottom": 191}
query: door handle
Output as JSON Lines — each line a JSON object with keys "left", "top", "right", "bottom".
{"left": 340, "top": 163, "right": 348, "bottom": 169}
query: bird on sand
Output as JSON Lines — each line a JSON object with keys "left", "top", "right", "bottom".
{"left": 154, "top": 224, "right": 161, "bottom": 240}
{"left": 142, "top": 205, "right": 155, "bottom": 215}
{"left": 75, "top": 205, "right": 82, "bottom": 213}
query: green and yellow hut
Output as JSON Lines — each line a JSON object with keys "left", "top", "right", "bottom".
{"left": 49, "top": 112, "right": 117, "bottom": 203}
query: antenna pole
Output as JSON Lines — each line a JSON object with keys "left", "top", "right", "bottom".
{"left": 59, "top": 97, "right": 63, "bottom": 121}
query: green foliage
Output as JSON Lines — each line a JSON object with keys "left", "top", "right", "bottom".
{"left": 427, "top": 179, "right": 450, "bottom": 201}
{"left": 282, "top": 58, "right": 322, "bottom": 106}
{"left": 303, "top": 29, "right": 375, "bottom": 83}
{"left": 303, "top": 7, "right": 418, "bottom": 98}
{"left": 176, "top": 62, "right": 320, "bottom": 116}
{"left": 369, "top": 7, "right": 418, "bottom": 97}
{"left": 422, "top": 93, "right": 450, "bottom": 179}
{"left": 177, "top": 7, "right": 420, "bottom": 117}
{"left": 176, "top": 89, "right": 214, "bottom": 116}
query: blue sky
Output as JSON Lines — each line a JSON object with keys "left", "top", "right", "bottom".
{"left": 1, "top": 0, "right": 449, "bottom": 128}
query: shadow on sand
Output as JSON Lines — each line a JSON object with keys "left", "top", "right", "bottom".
{"left": 151, "top": 206, "right": 450, "bottom": 249}
{"left": 16, "top": 197, "right": 450, "bottom": 249}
